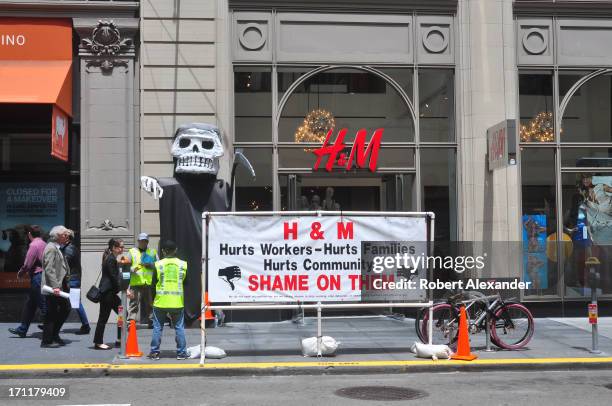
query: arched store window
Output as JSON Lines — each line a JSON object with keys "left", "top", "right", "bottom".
{"left": 233, "top": 65, "right": 457, "bottom": 242}
{"left": 520, "top": 69, "right": 612, "bottom": 299}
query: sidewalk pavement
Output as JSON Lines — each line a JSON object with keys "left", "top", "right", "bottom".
{"left": 0, "top": 316, "right": 611, "bottom": 375}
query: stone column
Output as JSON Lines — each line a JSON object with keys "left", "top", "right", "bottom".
{"left": 140, "top": 0, "right": 223, "bottom": 246}
{"left": 456, "top": 0, "right": 520, "bottom": 277}
{"left": 74, "top": 18, "right": 139, "bottom": 321}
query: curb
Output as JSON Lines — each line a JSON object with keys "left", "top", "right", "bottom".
{"left": 1, "top": 357, "right": 612, "bottom": 377}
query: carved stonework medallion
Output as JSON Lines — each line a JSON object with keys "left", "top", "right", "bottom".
{"left": 82, "top": 20, "right": 132, "bottom": 56}
{"left": 422, "top": 26, "right": 448, "bottom": 54}
{"left": 87, "top": 219, "right": 127, "bottom": 231}
{"left": 522, "top": 28, "right": 548, "bottom": 55}
{"left": 81, "top": 20, "right": 133, "bottom": 72}
{"left": 85, "top": 59, "right": 129, "bottom": 72}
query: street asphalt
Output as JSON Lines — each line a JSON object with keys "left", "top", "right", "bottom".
{"left": 0, "top": 316, "right": 611, "bottom": 375}
{"left": 1, "top": 369, "right": 612, "bottom": 405}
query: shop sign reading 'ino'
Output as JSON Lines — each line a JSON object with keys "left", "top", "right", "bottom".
{"left": 0, "top": 34, "right": 26, "bottom": 46}
{"left": 313, "top": 128, "right": 383, "bottom": 172}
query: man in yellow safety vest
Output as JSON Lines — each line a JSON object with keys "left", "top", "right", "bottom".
{"left": 148, "top": 240, "right": 188, "bottom": 360}
{"left": 127, "top": 233, "right": 158, "bottom": 327}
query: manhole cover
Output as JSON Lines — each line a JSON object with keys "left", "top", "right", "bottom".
{"left": 334, "top": 386, "right": 427, "bottom": 401}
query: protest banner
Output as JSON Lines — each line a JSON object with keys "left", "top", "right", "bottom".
{"left": 206, "top": 213, "right": 430, "bottom": 302}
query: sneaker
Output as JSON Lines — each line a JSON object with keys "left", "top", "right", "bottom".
{"left": 75, "top": 325, "right": 91, "bottom": 335}
{"left": 147, "top": 352, "right": 160, "bottom": 360}
{"left": 40, "top": 342, "right": 61, "bottom": 348}
{"left": 176, "top": 353, "right": 188, "bottom": 360}
{"left": 8, "top": 328, "right": 26, "bottom": 338}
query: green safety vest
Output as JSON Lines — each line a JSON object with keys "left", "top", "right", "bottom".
{"left": 129, "top": 247, "right": 158, "bottom": 286}
{"left": 153, "top": 257, "right": 187, "bottom": 309}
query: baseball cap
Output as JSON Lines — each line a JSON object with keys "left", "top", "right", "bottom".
{"left": 138, "top": 232, "right": 149, "bottom": 241}
{"left": 161, "top": 239, "right": 176, "bottom": 252}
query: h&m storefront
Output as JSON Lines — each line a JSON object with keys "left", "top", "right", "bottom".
{"left": 218, "top": 1, "right": 612, "bottom": 310}
{"left": 230, "top": 12, "right": 457, "bottom": 244}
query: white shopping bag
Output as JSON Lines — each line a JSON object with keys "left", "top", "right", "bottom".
{"left": 69, "top": 288, "right": 80, "bottom": 309}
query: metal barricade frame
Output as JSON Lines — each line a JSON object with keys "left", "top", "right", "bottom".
{"left": 200, "top": 211, "right": 435, "bottom": 365}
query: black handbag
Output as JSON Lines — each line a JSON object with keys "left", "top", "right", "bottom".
{"left": 86, "top": 269, "right": 103, "bottom": 303}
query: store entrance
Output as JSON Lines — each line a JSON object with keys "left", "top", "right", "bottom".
{"left": 281, "top": 173, "right": 415, "bottom": 212}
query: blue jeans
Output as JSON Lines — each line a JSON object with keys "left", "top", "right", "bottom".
{"left": 69, "top": 279, "right": 89, "bottom": 327}
{"left": 150, "top": 307, "right": 186, "bottom": 356}
{"left": 15, "top": 272, "right": 47, "bottom": 334}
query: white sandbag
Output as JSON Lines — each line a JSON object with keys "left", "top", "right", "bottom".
{"left": 410, "top": 341, "right": 452, "bottom": 361}
{"left": 301, "top": 336, "right": 340, "bottom": 357}
{"left": 187, "top": 345, "right": 227, "bottom": 359}
{"left": 205, "top": 346, "right": 227, "bottom": 359}
{"left": 187, "top": 345, "right": 201, "bottom": 359}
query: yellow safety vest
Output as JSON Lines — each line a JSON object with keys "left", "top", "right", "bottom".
{"left": 129, "top": 247, "right": 158, "bottom": 286}
{"left": 153, "top": 257, "right": 187, "bottom": 309}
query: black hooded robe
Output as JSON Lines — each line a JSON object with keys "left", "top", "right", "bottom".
{"left": 156, "top": 175, "right": 230, "bottom": 321}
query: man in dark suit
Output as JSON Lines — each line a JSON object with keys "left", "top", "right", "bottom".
{"left": 40, "top": 225, "right": 71, "bottom": 348}
{"left": 62, "top": 230, "right": 90, "bottom": 335}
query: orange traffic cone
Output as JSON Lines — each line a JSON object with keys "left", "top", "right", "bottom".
{"left": 451, "top": 305, "right": 477, "bottom": 361}
{"left": 125, "top": 319, "right": 143, "bottom": 358}
{"left": 204, "top": 292, "right": 214, "bottom": 320}
{"left": 198, "top": 292, "right": 215, "bottom": 321}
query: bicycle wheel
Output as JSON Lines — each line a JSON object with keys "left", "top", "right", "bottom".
{"left": 420, "top": 303, "right": 458, "bottom": 346}
{"left": 490, "top": 303, "right": 534, "bottom": 350}
{"left": 414, "top": 306, "right": 428, "bottom": 343}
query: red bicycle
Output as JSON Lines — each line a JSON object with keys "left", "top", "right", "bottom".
{"left": 417, "top": 291, "right": 535, "bottom": 350}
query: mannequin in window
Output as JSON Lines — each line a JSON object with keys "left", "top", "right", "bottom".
{"left": 310, "top": 194, "right": 321, "bottom": 210}
{"left": 582, "top": 175, "right": 612, "bottom": 215}
{"left": 322, "top": 187, "right": 341, "bottom": 211}
{"left": 299, "top": 195, "right": 309, "bottom": 211}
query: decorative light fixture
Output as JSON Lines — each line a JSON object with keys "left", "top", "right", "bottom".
{"left": 520, "top": 111, "right": 557, "bottom": 142}
{"left": 294, "top": 108, "right": 336, "bottom": 144}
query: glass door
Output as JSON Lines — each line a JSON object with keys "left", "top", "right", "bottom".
{"left": 281, "top": 173, "right": 415, "bottom": 212}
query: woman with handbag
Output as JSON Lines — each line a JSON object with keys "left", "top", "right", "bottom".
{"left": 93, "top": 238, "right": 123, "bottom": 350}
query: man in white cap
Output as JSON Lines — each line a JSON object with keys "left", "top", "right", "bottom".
{"left": 127, "top": 233, "right": 158, "bottom": 328}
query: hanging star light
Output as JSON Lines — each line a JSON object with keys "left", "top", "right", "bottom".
{"left": 294, "top": 109, "right": 336, "bottom": 144}
{"left": 520, "top": 111, "right": 557, "bottom": 142}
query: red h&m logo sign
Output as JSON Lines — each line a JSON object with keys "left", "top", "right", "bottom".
{"left": 312, "top": 128, "right": 383, "bottom": 172}
{"left": 489, "top": 127, "right": 505, "bottom": 162}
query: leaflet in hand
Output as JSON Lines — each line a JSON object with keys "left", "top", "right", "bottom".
{"left": 41, "top": 285, "right": 70, "bottom": 299}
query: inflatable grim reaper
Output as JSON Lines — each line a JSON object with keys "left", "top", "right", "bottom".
{"left": 141, "top": 123, "right": 255, "bottom": 321}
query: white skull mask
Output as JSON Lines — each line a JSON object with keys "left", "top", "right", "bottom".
{"left": 171, "top": 124, "right": 224, "bottom": 175}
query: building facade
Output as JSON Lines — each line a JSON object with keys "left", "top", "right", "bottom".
{"left": 1, "top": 0, "right": 612, "bottom": 320}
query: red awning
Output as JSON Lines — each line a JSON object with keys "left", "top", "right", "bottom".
{"left": 0, "top": 60, "right": 72, "bottom": 117}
